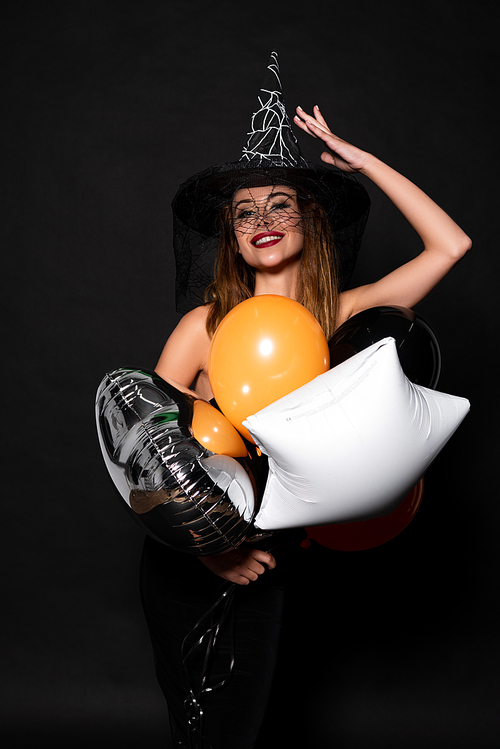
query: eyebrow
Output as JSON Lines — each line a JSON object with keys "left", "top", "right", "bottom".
{"left": 233, "top": 191, "right": 295, "bottom": 209}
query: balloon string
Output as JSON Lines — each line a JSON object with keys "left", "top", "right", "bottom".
{"left": 180, "top": 537, "right": 286, "bottom": 748}
{"left": 181, "top": 581, "right": 236, "bottom": 749}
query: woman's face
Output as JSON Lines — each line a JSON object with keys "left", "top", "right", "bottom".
{"left": 231, "top": 185, "right": 303, "bottom": 272}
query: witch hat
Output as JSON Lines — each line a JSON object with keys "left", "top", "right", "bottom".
{"left": 240, "top": 51, "right": 308, "bottom": 167}
{"left": 172, "top": 51, "right": 370, "bottom": 312}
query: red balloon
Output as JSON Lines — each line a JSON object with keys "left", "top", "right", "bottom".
{"left": 306, "top": 479, "right": 424, "bottom": 552}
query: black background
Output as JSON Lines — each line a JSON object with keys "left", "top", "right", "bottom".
{"left": 3, "top": 1, "right": 499, "bottom": 747}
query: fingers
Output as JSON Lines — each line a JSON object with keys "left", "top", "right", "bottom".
{"left": 294, "top": 106, "right": 367, "bottom": 174}
{"left": 294, "top": 107, "right": 320, "bottom": 139}
{"left": 231, "top": 548, "right": 276, "bottom": 585}
{"left": 295, "top": 106, "right": 332, "bottom": 139}
{"left": 250, "top": 548, "right": 277, "bottom": 570}
{"left": 199, "top": 547, "right": 276, "bottom": 586}
{"left": 320, "top": 152, "right": 337, "bottom": 167}
{"left": 313, "top": 104, "right": 329, "bottom": 128}
{"left": 238, "top": 549, "right": 276, "bottom": 580}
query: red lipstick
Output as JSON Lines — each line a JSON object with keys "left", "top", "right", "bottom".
{"left": 251, "top": 231, "right": 285, "bottom": 248}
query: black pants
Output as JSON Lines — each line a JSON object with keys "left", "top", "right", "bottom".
{"left": 139, "top": 533, "right": 305, "bottom": 749}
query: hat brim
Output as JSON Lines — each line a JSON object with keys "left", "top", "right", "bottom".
{"left": 172, "top": 159, "right": 370, "bottom": 237}
{"left": 172, "top": 160, "right": 370, "bottom": 312}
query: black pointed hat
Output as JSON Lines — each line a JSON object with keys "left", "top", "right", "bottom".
{"left": 172, "top": 52, "right": 370, "bottom": 312}
{"left": 239, "top": 51, "right": 308, "bottom": 168}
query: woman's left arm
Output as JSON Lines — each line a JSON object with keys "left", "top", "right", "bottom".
{"left": 294, "top": 106, "right": 472, "bottom": 318}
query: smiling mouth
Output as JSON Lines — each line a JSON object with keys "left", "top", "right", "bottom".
{"left": 251, "top": 232, "right": 285, "bottom": 247}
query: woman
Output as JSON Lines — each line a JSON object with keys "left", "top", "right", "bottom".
{"left": 141, "top": 57, "right": 470, "bottom": 748}
{"left": 155, "top": 104, "right": 470, "bottom": 582}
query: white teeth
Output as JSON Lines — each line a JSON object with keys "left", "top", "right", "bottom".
{"left": 254, "top": 235, "right": 282, "bottom": 246}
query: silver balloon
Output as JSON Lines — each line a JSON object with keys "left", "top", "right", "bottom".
{"left": 95, "top": 368, "right": 257, "bottom": 555}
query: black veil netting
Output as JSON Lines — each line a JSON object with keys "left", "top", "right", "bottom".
{"left": 172, "top": 51, "right": 370, "bottom": 313}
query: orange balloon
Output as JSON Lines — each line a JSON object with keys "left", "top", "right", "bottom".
{"left": 191, "top": 400, "right": 248, "bottom": 457}
{"left": 306, "top": 479, "right": 424, "bottom": 552}
{"left": 208, "top": 295, "right": 330, "bottom": 441}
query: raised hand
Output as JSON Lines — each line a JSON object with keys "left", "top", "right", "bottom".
{"left": 294, "top": 105, "right": 369, "bottom": 173}
{"left": 293, "top": 107, "right": 471, "bottom": 317}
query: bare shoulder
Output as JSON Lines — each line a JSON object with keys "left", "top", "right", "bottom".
{"left": 174, "top": 304, "right": 212, "bottom": 339}
{"left": 155, "top": 304, "right": 213, "bottom": 388}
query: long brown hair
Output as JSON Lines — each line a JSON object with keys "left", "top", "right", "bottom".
{"left": 204, "top": 190, "right": 341, "bottom": 341}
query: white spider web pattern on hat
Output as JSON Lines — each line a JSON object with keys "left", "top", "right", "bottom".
{"left": 171, "top": 51, "right": 371, "bottom": 312}
{"left": 240, "top": 51, "right": 308, "bottom": 167}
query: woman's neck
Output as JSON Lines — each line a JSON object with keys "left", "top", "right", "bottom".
{"left": 253, "top": 262, "right": 299, "bottom": 300}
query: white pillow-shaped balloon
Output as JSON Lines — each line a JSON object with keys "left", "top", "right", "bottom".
{"left": 245, "top": 338, "right": 470, "bottom": 531}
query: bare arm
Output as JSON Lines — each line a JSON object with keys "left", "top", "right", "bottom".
{"left": 155, "top": 305, "right": 276, "bottom": 583}
{"left": 294, "top": 106, "right": 472, "bottom": 321}
{"left": 155, "top": 304, "right": 213, "bottom": 398}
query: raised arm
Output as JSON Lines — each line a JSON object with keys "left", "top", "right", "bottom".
{"left": 294, "top": 106, "right": 472, "bottom": 321}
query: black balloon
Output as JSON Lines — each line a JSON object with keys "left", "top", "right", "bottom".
{"left": 95, "top": 368, "right": 259, "bottom": 555}
{"left": 328, "top": 305, "right": 441, "bottom": 388}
